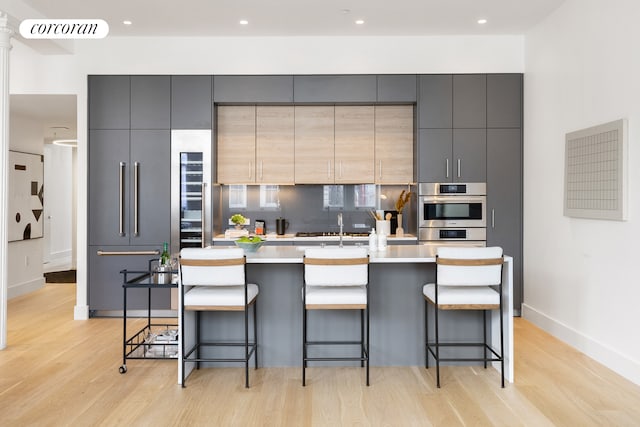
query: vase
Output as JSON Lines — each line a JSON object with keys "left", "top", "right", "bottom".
{"left": 396, "top": 213, "right": 404, "bottom": 237}
{"left": 234, "top": 224, "right": 244, "bottom": 230}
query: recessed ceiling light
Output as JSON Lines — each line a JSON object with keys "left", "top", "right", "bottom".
{"left": 477, "top": 19, "right": 487, "bottom": 24}
{"left": 355, "top": 20, "right": 365, "bottom": 25}
{"left": 341, "top": 9, "right": 351, "bottom": 14}
{"left": 239, "top": 20, "right": 249, "bottom": 25}
{"left": 123, "top": 20, "right": 132, "bottom": 25}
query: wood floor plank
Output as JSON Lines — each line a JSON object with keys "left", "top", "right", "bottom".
{"left": 1, "top": 284, "right": 640, "bottom": 426}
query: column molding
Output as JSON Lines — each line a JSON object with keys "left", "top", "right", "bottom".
{"left": 0, "top": 11, "right": 13, "bottom": 350}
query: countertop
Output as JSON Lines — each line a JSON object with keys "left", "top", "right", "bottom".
{"left": 240, "top": 244, "right": 513, "bottom": 264}
{"left": 213, "top": 233, "right": 418, "bottom": 243}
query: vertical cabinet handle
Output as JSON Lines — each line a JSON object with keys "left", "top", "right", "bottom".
{"left": 133, "top": 162, "right": 139, "bottom": 236}
{"left": 119, "top": 162, "right": 126, "bottom": 237}
{"left": 457, "top": 158, "right": 461, "bottom": 178}
{"left": 201, "top": 182, "right": 206, "bottom": 248}
{"left": 260, "top": 160, "right": 263, "bottom": 180}
{"left": 327, "top": 160, "right": 331, "bottom": 179}
{"left": 446, "top": 158, "right": 450, "bottom": 178}
{"left": 492, "top": 209, "right": 495, "bottom": 229}
{"left": 379, "top": 160, "right": 383, "bottom": 180}
{"left": 339, "top": 160, "right": 343, "bottom": 178}
{"left": 248, "top": 161, "right": 252, "bottom": 180}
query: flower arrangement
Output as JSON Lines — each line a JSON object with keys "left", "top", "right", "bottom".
{"left": 395, "top": 190, "right": 412, "bottom": 214}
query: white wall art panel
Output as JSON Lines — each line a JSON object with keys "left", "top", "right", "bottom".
{"left": 8, "top": 151, "right": 44, "bottom": 241}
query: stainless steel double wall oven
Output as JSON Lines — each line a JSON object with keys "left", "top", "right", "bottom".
{"left": 418, "top": 182, "right": 487, "bottom": 247}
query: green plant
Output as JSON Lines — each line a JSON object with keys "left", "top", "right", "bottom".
{"left": 230, "top": 213, "right": 246, "bottom": 226}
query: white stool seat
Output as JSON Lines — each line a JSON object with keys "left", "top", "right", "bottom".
{"left": 305, "top": 285, "right": 367, "bottom": 307}
{"left": 423, "top": 284, "right": 499, "bottom": 307}
{"left": 185, "top": 284, "right": 259, "bottom": 308}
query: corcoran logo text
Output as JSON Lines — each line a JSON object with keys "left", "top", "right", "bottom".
{"left": 19, "top": 19, "right": 109, "bottom": 39}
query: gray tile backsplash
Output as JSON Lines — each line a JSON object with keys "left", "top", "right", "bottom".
{"left": 215, "top": 184, "right": 416, "bottom": 235}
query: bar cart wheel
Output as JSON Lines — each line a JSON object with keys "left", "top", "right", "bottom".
{"left": 119, "top": 365, "right": 127, "bottom": 374}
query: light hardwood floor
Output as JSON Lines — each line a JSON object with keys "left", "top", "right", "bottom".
{"left": 1, "top": 283, "right": 639, "bottom": 426}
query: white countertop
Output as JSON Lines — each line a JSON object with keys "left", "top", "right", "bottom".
{"left": 213, "top": 233, "right": 417, "bottom": 243}
{"left": 243, "top": 244, "right": 434, "bottom": 264}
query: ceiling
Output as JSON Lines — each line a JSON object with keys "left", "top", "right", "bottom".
{"left": 19, "top": 0, "right": 566, "bottom": 37}
{"left": 10, "top": 1, "right": 565, "bottom": 143}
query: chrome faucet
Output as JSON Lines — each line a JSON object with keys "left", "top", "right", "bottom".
{"left": 338, "top": 213, "right": 344, "bottom": 247}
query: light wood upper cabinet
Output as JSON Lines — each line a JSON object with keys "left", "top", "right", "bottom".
{"left": 294, "top": 106, "right": 335, "bottom": 183}
{"left": 217, "top": 106, "right": 256, "bottom": 183}
{"left": 375, "top": 105, "right": 414, "bottom": 183}
{"left": 256, "top": 106, "right": 294, "bottom": 184}
{"left": 335, "top": 106, "right": 375, "bottom": 183}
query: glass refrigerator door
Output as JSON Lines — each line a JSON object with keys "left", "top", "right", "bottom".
{"left": 180, "top": 152, "right": 204, "bottom": 249}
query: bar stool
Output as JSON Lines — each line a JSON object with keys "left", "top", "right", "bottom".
{"left": 423, "top": 246, "right": 505, "bottom": 388}
{"left": 179, "top": 247, "right": 258, "bottom": 388}
{"left": 302, "top": 247, "right": 370, "bottom": 386}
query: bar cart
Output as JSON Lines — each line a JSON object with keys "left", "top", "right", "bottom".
{"left": 119, "top": 261, "right": 178, "bottom": 374}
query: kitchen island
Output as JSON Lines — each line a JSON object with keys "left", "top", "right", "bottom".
{"left": 179, "top": 245, "right": 514, "bottom": 384}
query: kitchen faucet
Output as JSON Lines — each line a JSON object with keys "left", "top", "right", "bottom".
{"left": 338, "top": 213, "right": 344, "bottom": 247}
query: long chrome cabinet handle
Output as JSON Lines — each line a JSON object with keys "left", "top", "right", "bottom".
{"left": 445, "top": 158, "right": 449, "bottom": 178}
{"left": 133, "top": 161, "right": 139, "bottom": 236}
{"left": 119, "top": 162, "right": 126, "bottom": 237}
{"left": 327, "top": 160, "right": 331, "bottom": 179}
{"left": 201, "top": 182, "right": 206, "bottom": 248}
{"left": 457, "top": 158, "right": 461, "bottom": 178}
{"left": 97, "top": 250, "right": 160, "bottom": 256}
{"left": 379, "top": 160, "right": 383, "bottom": 180}
{"left": 492, "top": 208, "right": 495, "bottom": 229}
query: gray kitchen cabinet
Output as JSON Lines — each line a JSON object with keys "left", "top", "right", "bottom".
{"left": 88, "top": 129, "right": 170, "bottom": 246}
{"left": 453, "top": 129, "right": 486, "bottom": 182}
{"left": 418, "top": 75, "right": 452, "bottom": 128}
{"left": 377, "top": 75, "right": 417, "bottom": 102}
{"left": 418, "top": 129, "right": 452, "bottom": 182}
{"left": 171, "top": 75, "right": 213, "bottom": 129}
{"left": 88, "top": 245, "right": 171, "bottom": 312}
{"left": 293, "top": 75, "right": 377, "bottom": 103}
{"left": 88, "top": 75, "right": 130, "bottom": 130}
{"left": 486, "top": 128, "right": 522, "bottom": 313}
{"left": 214, "top": 75, "right": 293, "bottom": 103}
{"left": 453, "top": 74, "right": 486, "bottom": 128}
{"left": 417, "top": 128, "right": 485, "bottom": 183}
{"left": 487, "top": 74, "right": 522, "bottom": 128}
{"left": 131, "top": 76, "right": 171, "bottom": 129}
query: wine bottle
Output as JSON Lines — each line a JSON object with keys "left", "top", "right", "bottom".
{"left": 160, "top": 242, "right": 170, "bottom": 266}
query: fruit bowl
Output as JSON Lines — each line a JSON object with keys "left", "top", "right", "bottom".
{"left": 234, "top": 237, "right": 265, "bottom": 253}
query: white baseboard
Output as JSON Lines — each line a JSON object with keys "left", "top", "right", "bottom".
{"left": 522, "top": 303, "right": 640, "bottom": 386}
{"left": 74, "top": 304, "right": 89, "bottom": 320}
{"left": 8, "top": 277, "right": 45, "bottom": 299}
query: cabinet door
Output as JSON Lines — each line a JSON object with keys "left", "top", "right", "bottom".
{"left": 88, "top": 75, "right": 130, "bottom": 130}
{"left": 256, "top": 106, "right": 295, "bottom": 184}
{"left": 487, "top": 74, "right": 522, "bottom": 128}
{"left": 293, "top": 75, "right": 377, "bottom": 103}
{"left": 171, "top": 75, "right": 212, "bottom": 129}
{"left": 453, "top": 74, "right": 486, "bottom": 128}
{"left": 418, "top": 75, "right": 452, "bottom": 128}
{"left": 453, "top": 129, "right": 486, "bottom": 182}
{"left": 418, "top": 128, "right": 452, "bottom": 183}
{"left": 375, "top": 105, "right": 414, "bottom": 183}
{"left": 377, "top": 75, "right": 417, "bottom": 102}
{"left": 294, "top": 106, "right": 335, "bottom": 183}
{"left": 335, "top": 106, "right": 375, "bottom": 183}
{"left": 130, "top": 130, "right": 171, "bottom": 245}
{"left": 131, "top": 76, "right": 171, "bottom": 129}
{"left": 217, "top": 106, "right": 256, "bottom": 183}
{"left": 88, "top": 245, "right": 171, "bottom": 312}
{"left": 214, "top": 75, "right": 294, "bottom": 103}
{"left": 487, "top": 129, "right": 522, "bottom": 311}
{"left": 88, "top": 129, "right": 130, "bottom": 246}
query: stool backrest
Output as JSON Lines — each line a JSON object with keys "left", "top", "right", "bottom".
{"left": 304, "top": 247, "right": 369, "bottom": 286}
{"left": 179, "top": 247, "right": 245, "bottom": 286}
{"left": 436, "top": 246, "right": 504, "bottom": 287}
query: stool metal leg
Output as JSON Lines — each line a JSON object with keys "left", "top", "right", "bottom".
{"left": 302, "top": 302, "right": 307, "bottom": 386}
{"left": 434, "top": 300, "right": 440, "bottom": 388}
{"left": 366, "top": 305, "right": 370, "bottom": 386}
{"left": 483, "top": 310, "right": 488, "bottom": 369}
{"left": 360, "top": 309, "right": 365, "bottom": 368}
{"left": 254, "top": 301, "right": 258, "bottom": 370}
{"left": 425, "top": 299, "right": 429, "bottom": 369}
{"left": 245, "top": 303, "right": 249, "bottom": 388}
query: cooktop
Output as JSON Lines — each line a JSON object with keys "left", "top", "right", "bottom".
{"left": 295, "top": 231, "right": 370, "bottom": 237}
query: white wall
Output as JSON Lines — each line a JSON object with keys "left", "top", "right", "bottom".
{"left": 523, "top": 0, "right": 640, "bottom": 385}
{"left": 7, "top": 112, "right": 44, "bottom": 298}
